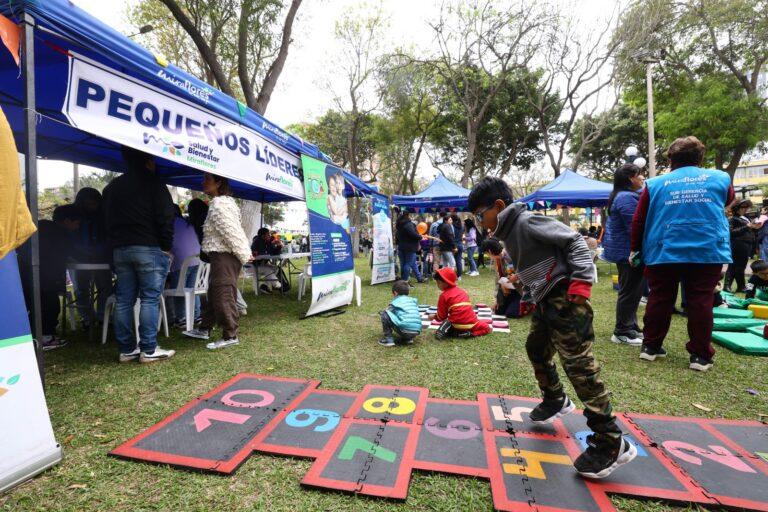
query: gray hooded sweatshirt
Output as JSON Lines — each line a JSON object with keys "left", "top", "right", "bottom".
{"left": 493, "top": 203, "right": 594, "bottom": 303}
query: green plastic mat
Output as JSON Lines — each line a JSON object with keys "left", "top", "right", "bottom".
{"left": 720, "top": 291, "right": 768, "bottom": 309}
{"left": 712, "top": 318, "right": 767, "bottom": 331}
{"left": 711, "top": 331, "right": 768, "bottom": 355}
{"left": 712, "top": 308, "right": 755, "bottom": 319}
{"left": 747, "top": 325, "right": 766, "bottom": 337}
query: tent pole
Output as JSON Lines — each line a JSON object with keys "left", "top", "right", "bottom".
{"left": 21, "top": 12, "right": 44, "bottom": 383}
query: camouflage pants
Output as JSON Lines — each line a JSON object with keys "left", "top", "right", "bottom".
{"left": 526, "top": 283, "right": 621, "bottom": 440}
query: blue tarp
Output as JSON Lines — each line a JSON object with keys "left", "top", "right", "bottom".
{"left": 392, "top": 174, "right": 470, "bottom": 211}
{"left": 518, "top": 170, "right": 612, "bottom": 208}
{"left": 0, "top": 0, "right": 376, "bottom": 202}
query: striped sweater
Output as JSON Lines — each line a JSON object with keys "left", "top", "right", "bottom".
{"left": 493, "top": 204, "right": 593, "bottom": 303}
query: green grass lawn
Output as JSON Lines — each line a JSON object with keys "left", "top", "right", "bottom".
{"left": 2, "top": 258, "right": 766, "bottom": 511}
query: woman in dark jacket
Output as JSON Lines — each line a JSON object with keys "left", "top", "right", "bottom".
{"left": 395, "top": 212, "right": 424, "bottom": 283}
{"left": 726, "top": 200, "right": 757, "bottom": 293}
{"left": 602, "top": 163, "right": 645, "bottom": 345}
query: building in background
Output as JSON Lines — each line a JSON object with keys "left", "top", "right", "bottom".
{"left": 732, "top": 158, "right": 768, "bottom": 204}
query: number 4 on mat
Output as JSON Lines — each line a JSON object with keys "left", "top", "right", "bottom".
{"left": 338, "top": 436, "right": 396, "bottom": 463}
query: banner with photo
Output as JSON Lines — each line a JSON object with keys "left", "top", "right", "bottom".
{"left": 301, "top": 155, "right": 355, "bottom": 317}
{"left": 0, "top": 253, "right": 62, "bottom": 493}
{"left": 370, "top": 194, "right": 396, "bottom": 285}
{"left": 63, "top": 55, "right": 304, "bottom": 199}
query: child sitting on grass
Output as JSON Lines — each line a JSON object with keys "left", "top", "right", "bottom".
{"left": 745, "top": 260, "right": 768, "bottom": 300}
{"left": 427, "top": 267, "right": 491, "bottom": 339}
{"left": 379, "top": 280, "right": 422, "bottom": 347}
{"left": 468, "top": 176, "right": 636, "bottom": 480}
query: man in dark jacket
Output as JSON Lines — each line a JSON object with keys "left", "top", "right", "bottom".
{"left": 395, "top": 213, "right": 424, "bottom": 283}
{"left": 438, "top": 213, "right": 456, "bottom": 269}
{"left": 102, "top": 146, "right": 176, "bottom": 364}
{"left": 35, "top": 205, "right": 84, "bottom": 351}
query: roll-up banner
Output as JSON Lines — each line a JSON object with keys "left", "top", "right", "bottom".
{"left": 0, "top": 252, "right": 62, "bottom": 493}
{"left": 370, "top": 194, "right": 395, "bottom": 285}
{"left": 301, "top": 155, "right": 355, "bottom": 317}
{"left": 63, "top": 55, "right": 304, "bottom": 200}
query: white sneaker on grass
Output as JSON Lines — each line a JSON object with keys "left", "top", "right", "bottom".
{"left": 611, "top": 334, "right": 642, "bottom": 346}
{"left": 139, "top": 347, "right": 175, "bottom": 363}
{"left": 119, "top": 347, "right": 140, "bottom": 363}
{"left": 183, "top": 328, "right": 210, "bottom": 340}
{"left": 207, "top": 338, "right": 240, "bottom": 350}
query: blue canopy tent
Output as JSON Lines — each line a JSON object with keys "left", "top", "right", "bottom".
{"left": 0, "top": 0, "right": 377, "bottom": 340}
{"left": 518, "top": 170, "right": 612, "bottom": 209}
{"left": 0, "top": 0, "right": 377, "bottom": 202}
{"left": 391, "top": 174, "right": 470, "bottom": 212}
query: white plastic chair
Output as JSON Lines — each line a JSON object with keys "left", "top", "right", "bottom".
{"left": 101, "top": 295, "right": 169, "bottom": 345}
{"left": 297, "top": 264, "right": 312, "bottom": 301}
{"left": 589, "top": 249, "right": 600, "bottom": 284}
{"left": 162, "top": 256, "right": 210, "bottom": 332}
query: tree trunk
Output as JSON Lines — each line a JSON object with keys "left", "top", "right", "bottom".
{"left": 725, "top": 144, "right": 748, "bottom": 180}
{"left": 255, "top": 0, "right": 303, "bottom": 114}
{"left": 462, "top": 123, "right": 478, "bottom": 187}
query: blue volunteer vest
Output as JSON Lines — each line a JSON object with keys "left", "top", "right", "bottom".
{"left": 643, "top": 166, "right": 732, "bottom": 265}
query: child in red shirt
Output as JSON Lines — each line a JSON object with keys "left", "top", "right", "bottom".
{"left": 428, "top": 267, "right": 492, "bottom": 339}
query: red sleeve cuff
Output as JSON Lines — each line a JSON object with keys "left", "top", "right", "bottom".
{"left": 568, "top": 280, "right": 592, "bottom": 299}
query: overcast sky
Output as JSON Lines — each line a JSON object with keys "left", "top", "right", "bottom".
{"left": 39, "top": 0, "right": 613, "bottom": 190}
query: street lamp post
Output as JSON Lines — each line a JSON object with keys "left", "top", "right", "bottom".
{"left": 634, "top": 50, "right": 665, "bottom": 178}
{"left": 644, "top": 60, "right": 657, "bottom": 177}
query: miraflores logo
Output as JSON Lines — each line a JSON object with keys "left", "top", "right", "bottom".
{"left": 143, "top": 132, "right": 185, "bottom": 157}
{"left": 0, "top": 373, "right": 20, "bottom": 398}
{"left": 317, "top": 282, "right": 350, "bottom": 301}
{"left": 156, "top": 70, "right": 214, "bottom": 104}
{"left": 261, "top": 121, "right": 289, "bottom": 142}
{"left": 266, "top": 173, "right": 292, "bottom": 188}
{"left": 663, "top": 175, "right": 710, "bottom": 187}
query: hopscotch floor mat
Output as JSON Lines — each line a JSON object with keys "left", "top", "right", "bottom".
{"left": 418, "top": 303, "right": 511, "bottom": 333}
{"left": 110, "top": 374, "right": 768, "bottom": 512}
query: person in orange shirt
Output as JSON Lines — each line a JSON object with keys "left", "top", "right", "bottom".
{"left": 427, "top": 267, "right": 491, "bottom": 339}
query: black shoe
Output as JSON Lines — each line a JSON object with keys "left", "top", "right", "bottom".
{"left": 529, "top": 395, "right": 575, "bottom": 424}
{"left": 575, "top": 436, "right": 637, "bottom": 479}
{"left": 639, "top": 345, "right": 667, "bottom": 361}
{"left": 689, "top": 354, "right": 713, "bottom": 372}
{"left": 378, "top": 338, "right": 396, "bottom": 347}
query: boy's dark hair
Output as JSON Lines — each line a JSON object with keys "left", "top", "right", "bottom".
{"left": 121, "top": 145, "right": 153, "bottom": 172}
{"left": 751, "top": 260, "right": 768, "bottom": 273}
{"left": 52, "top": 204, "right": 82, "bottom": 223}
{"left": 441, "top": 211, "right": 450, "bottom": 220}
{"left": 392, "top": 280, "right": 410, "bottom": 295}
{"left": 257, "top": 227, "right": 270, "bottom": 237}
{"left": 578, "top": 227, "right": 588, "bottom": 236}
{"left": 467, "top": 176, "right": 514, "bottom": 212}
{"left": 667, "top": 136, "right": 705, "bottom": 169}
{"left": 481, "top": 237, "right": 503, "bottom": 256}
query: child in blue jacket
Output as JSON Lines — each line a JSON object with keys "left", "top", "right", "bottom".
{"left": 379, "top": 280, "right": 422, "bottom": 346}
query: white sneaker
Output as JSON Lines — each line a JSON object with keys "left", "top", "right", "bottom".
{"left": 206, "top": 338, "right": 240, "bottom": 350}
{"left": 119, "top": 347, "right": 140, "bottom": 363}
{"left": 611, "top": 334, "right": 642, "bottom": 346}
{"left": 139, "top": 347, "right": 175, "bottom": 363}
{"left": 183, "top": 328, "right": 210, "bottom": 340}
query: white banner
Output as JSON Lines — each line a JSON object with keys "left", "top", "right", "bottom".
{"left": 63, "top": 56, "right": 304, "bottom": 199}
{"left": 370, "top": 196, "right": 396, "bottom": 285}
{"left": 0, "top": 339, "right": 62, "bottom": 493}
{"left": 305, "top": 271, "right": 355, "bottom": 317}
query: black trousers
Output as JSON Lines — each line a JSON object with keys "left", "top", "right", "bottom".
{"left": 726, "top": 240, "right": 752, "bottom": 291}
{"left": 614, "top": 262, "right": 644, "bottom": 336}
{"left": 41, "top": 288, "right": 61, "bottom": 336}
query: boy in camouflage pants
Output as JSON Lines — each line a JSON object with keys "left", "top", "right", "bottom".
{"left": 468, "top": 177, "right": 636, "bottom": 480}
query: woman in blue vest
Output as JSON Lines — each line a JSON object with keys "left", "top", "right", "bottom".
{"left": 629, "top": 136, "right": 734, "bottom": 372}
{"left": 602, "top": 163, "right": 645, "bottom": 346}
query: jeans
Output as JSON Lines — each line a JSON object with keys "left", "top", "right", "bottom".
{"left": 113, "top": 246, "right": 169, "bottom": 354}
{"left": 643, "top": 263, "right": 722, "bottom": 359}
{"left": 614, "top": 262, "right": 644, "bottom": 336}
{"left": 466, "top": 246, "right": 478, "bottom": 273}
{"left": 380, "top": 311, "right": 418, "bottom": 342}
{"left": 726, "top": 239, "right": 751, "bottom": 291}
{"left": 455, "top": 244, "right": 464, "bottom": 277}
{"left": 166, "top": 266, "right": 201, "bottom": 323}
{"left": 440, "top": 251, "right": 456, "bottom": 269}
{"left": 398, "top": 249, "right": 422, "bottom": 282}
{"left": 761, "top": 240, "right": 768, "bottom": 262}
